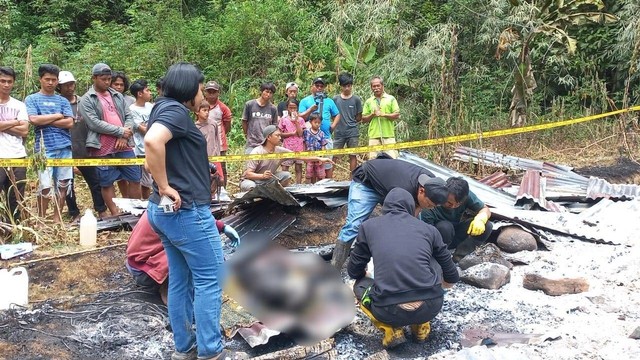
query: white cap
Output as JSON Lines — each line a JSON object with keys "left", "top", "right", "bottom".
{"left": 285, "top": 82, "right": 298, "bottom": 91}
{"left": 58, "top": 71, "right": 76, "bottom": 84}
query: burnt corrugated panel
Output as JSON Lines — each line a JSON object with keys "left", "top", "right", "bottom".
{"left": 399, "top": 151, "right": 518, "bottom": 209}
{"left": 222, "top": 202, "right": 296, "bottom": 242}
{"left": 586, "top": 177, "right": 640, "bottom": 200}
{"left": 491, "top": 199, "right": 640, "bottom": 246}
{"left": 479, "top": 171, "right": 512, "bottom": 189}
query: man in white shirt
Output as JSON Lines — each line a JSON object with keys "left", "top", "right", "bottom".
{"left": 0, "top": 66, "right": 29, "bottom": 222}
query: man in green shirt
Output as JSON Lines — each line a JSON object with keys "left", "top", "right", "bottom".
{"left": 420, "top": 177, "right": 493, "bottom": 250}
{"left": 361, "top": 76, "right": 400, "bottom": 159}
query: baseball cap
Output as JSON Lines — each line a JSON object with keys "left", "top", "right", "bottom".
{"left": 58, "top": 71, "right": 76, "bottom": 84}
{"left": 204, "top": 81, "right": 220, "bottom": 91}
{"left": 262, "top": 125, "right": 278, "bottom": 144}
{"left": 313, "top": 77, "right": 325, "bottom": 85}
{"left": 91, "top": 63, "right": 112, "bottom": 76}
{"left": 418, "top": 174, "right": 448, "bottom": 205}
{"left": 285, "top": 82, "right": 298, "bottom": 91}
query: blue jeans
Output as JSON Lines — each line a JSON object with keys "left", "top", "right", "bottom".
{"left": 337, "top": 182, "right": 383, "bottom": 243}
{"left": 146, "top": 202, "right": 225, "bottom": 357}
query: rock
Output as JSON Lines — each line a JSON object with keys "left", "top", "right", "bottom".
{"left": 522, "top": 274, "right": 589, "bottom": 296}
{"left": 461, "top": 263, "right": 511, "bottom": 290}
{"left": 629, "top": 327, "right": 640, "bottom": 339}
{"left": 458, "top": 243, "right": 513, "bottom": 270}
{"left": 496, "top": 226, "right": 538, "bottom": 253}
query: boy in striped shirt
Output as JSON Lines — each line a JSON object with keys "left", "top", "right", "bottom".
{"left": 25, "top": 64, "right": 74, "bottom": 224}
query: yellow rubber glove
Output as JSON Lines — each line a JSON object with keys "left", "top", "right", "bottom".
{"left": 467, "top": 212, "right": 488, "bottom": 236}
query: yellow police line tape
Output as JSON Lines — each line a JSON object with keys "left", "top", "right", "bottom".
{"left": 1, "top": 105, "right": 639, "bottom": 167}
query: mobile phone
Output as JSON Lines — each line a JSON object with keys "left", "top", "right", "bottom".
{"left": 160, "top": 195, "right": 175, "bottom": 213}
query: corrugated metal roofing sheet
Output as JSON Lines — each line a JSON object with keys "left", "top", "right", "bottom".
{"left": 515, "top": 170, "right": 566, "bottom": 212}
{"left": 453, "top": 146, "right": 589, "bottom": 186}
{"left": 491, "top": 198, "right": 640, "bottom": 246}
{"left": 222, "top": 202, "right": 296, "bottom": 242}
{"left": 479, "top": 171, "right": 512, "bottom": 189}
{"left": 586, "top": 177, "right": 640, "bottom": 200}
{"left": 399, "top": 151, "right": 519, "bottom": 209}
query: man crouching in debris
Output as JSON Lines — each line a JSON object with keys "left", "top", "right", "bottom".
{"left": 348, "top": 188, "right": 460, "bottom": 348}
{"left": 125, "top": 211, "right": 240, "bottom": 305}
{"left": 421, "top": 177, "right": 493, "bottom": 251}
{"left": 331, "top": 156, "right": 449, "bottom": 269}
{"left": 239, "top": 124, "right": 332, "bottom": 191}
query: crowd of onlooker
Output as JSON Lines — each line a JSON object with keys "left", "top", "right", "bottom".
{"left": 0, "top": 62, "right": 400, "bottom": 224}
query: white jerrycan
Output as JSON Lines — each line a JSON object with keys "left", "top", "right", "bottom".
{"left": 0, "top": 267, "right": 29, "bottom": 310}
{"left": 79, "top": 209, "right": 97, "bottom": 248}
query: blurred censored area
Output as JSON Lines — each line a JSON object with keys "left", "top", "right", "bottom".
{"left": 225, "top": 239, "right": 356, "bottom": 345}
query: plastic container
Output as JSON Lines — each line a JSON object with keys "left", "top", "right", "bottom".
{"left": 0, "top": 267, "right": 29, "bottom": 310}
{"left": 79, "top": 209, "right": 97, "bottom": 248}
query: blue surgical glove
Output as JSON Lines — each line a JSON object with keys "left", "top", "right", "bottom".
{"left": 223, "top": 225, "right": 240, "bottom": 248}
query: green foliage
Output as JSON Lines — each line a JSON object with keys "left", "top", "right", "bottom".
{"left": 0, "top": 0, "right": 638, "bottom": 143}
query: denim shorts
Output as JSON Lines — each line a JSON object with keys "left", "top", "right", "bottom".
{"left": 96, "top": 150, "right": 142, "bottom": 187}
{"left": 333, "top": 136, "right": 359, "bottom": 150}
{"left": 37, "top": 146, "right": 73, "bottom": 194}
{"left": 324, "top": 138, "right": 334, "bottom": 170}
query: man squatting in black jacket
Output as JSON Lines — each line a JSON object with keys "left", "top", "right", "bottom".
{"left": 348, "top": 188, "right": 460, "bottom": 348}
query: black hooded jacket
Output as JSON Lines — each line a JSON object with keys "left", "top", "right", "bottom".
{"left": 348, "top": 188, "right": 460, "bottom": 306}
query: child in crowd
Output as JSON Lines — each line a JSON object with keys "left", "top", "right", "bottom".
{"left": 195, "top": 100, "right": 224, "bottom": 197}
{"left": 303, "top": 113, "right": 327, "bottom": 184}
{"left": 129, "top": 79, "right": 154, "bottom": 199}
{"left": 278, "top": 100, "right": 305, "bottom": 183}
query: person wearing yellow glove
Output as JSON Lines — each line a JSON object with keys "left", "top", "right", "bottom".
{"left": 420, "top": 177, "right": 493, "bottom": 251}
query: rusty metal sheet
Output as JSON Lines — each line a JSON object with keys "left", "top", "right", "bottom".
{"left": 479, "top": 171, "right": 512, "bottom": 189}
{"left": 515, "top": 170, "right": 566, "bottom": 212}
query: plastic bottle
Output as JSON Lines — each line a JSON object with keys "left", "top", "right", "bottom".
{"left": 79, "top": 209, "right": 97, "bottom": 247}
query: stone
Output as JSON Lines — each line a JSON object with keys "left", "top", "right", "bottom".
{"left": 458, "top": 243, "right": 513, "bottom": 270}
{"left": 629, "top": 327, "right": 640, "bottom": 340}
{"left": 496, "top": 226, "right": 538, "bottom": 253}
{"left": 522, "top": 274, "right": 589, "bottom": 296}
{"left": 461, "top": 263, "right": 511, "bottom": 290}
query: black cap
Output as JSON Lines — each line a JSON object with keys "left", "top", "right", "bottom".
{"left": 418, "top": 174, "right": 448, "bottom": 205}
{"left": 313, "top": 77, "right": 325, "bottom": 85}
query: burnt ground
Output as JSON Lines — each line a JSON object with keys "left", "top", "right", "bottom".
{"left": 574, "top": 157, "right": 640, "bottom": 183}
{"left": 0, "top": 204, "right": 365, "bottom": 360}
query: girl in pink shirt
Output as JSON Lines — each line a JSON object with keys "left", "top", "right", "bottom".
{"left": 278, "top": 100, "right": 305, "bottom": 183}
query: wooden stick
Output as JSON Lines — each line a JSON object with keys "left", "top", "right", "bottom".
{"left": 11, "top": 242, "right": 127, "bottom": 267}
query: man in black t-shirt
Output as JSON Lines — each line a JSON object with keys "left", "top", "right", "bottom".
{"left": 330, "top": 157, "right": 449, "bottom": 269}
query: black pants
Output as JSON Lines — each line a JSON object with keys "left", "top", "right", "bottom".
{"left": 66, "top": 166, "right": 107, "bottom": 217}
{"left": 0, "top": 167, "right": 26, "bottom": 222}
{"left": 354, "top": 277, "right": 444, "bottom": 327}
{"left": 435, "top": 220, "right": 493, "bottom": 249}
